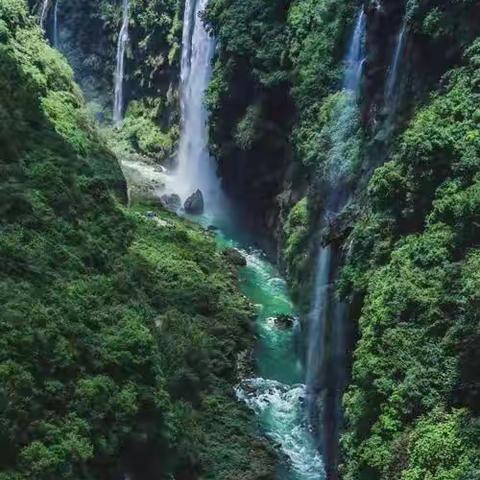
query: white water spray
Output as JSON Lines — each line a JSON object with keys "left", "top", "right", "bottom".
{"left": 172, "top": 0, "right": 224, "bottom": 216}
{"left": 113, "top": 0, "right": 129, "bottom": 125}
{"left": 39, "top": 0, "right": 50, "bottom": 31}
{"left": 237, "top": 379, "right": 325, "bottom": 479}
{"left": 385, "top": 20, "right": 407, "bottom": 102}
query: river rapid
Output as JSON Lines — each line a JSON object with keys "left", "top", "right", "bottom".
{"left": 186, "top": 213, "right": 325, "bottom": 480}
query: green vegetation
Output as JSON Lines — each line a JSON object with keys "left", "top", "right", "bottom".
{"left": 340, "top": 39, "right": 480, "bottom": 480}
{"left": 109, "top": 98, "right": 179, "bottom": 161}
{"left": 283, "top": 197, "right": 311, "bottom": 304}
{"left": 8, "top": 0, "right": 480, "bottom": 479}
{"left": 205, "top": 1, "right": 480, "bottom": 478}
{"left": 0, "top": 3, "right": 274, "bottom": 478}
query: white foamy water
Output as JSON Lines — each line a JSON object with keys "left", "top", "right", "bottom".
{"left": 237, "top": 378, "right": 325, "bottom": 479}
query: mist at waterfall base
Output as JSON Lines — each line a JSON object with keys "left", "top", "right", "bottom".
{"left": 305, "top": 8, "right": 366, "bottom": 480}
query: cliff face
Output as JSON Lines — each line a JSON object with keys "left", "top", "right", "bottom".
{"left": 28, "top": 0, "right": 183, "bottom": 163}
{"left": 203, "top": 0, "right": 480, "bottom": 478}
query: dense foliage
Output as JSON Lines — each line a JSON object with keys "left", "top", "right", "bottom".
{"left": 28, "top": 0, "right": 182, "bottom": 162}
{"left": 0, "top": 3, "right": 274, "bottom": 478}
{"left": 205, "top": 0, "right": 480, "bottom": 479}
{"left": 340, "top": 37, "right": 480, "bottom": 480}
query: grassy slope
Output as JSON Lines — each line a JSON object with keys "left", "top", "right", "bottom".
{"left": 0, "top": 2, "right": 274, "bottom": 479}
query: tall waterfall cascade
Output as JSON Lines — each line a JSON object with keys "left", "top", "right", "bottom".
{"left": 306, "top": 7, "right": 366, "bottom": 479}
{"left": 385, "top": 20, "right": 407, "bottom": 102}
{"left": 343, "top": 10, "right": 366, "bottom": 92}
{"left": 170, "top": 0, "right": 224, "bottom": 218}
{"left": 307, "top": 7, "right": 366, "bottom": 394}
{"left": 53, "top": 0, "right": 59, "bottom": 48}
{"left": 113, "top": 0, "right": 129, "bottom": 125}
{"left": 39, "top": 0, "right": 50, "bottom": 30}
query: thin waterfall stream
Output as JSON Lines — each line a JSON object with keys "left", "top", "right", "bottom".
{"left": 113, "top": 0, "right": 129, "bottom": 125}
{"left": 53, "top": 0, "right": 59, "bottom": 48}
{"left": 385, "top": 20, "right": 407, "bottom": 102}
{"left": 306, "top": 7, "right": 366, "bottom": 479}
{"left": 39, "top": 0, "right": 50, "bottom": 30}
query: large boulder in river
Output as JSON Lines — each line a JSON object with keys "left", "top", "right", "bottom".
{"left": 223, "top": 248, "right": 247, "bottom": 266}
{"left": 160, "top": 193, "right": 181, "bottom": 212}
{"left": 272, "top": 314, "right": 296, "bottom": 330}
{"left": 184, "top": 189, "right": 204, "bottom": 214}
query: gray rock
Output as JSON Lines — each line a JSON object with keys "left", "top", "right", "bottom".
{"left": 184, "top": 189, "right": 204, "bottom": 215}
{"left": 222, "top": 248, "right": 247, "bottom": 267}
{"left": 160, "top": 193, "right": 181, "bottom": 212}
{"left": 273, "top": 314, "right": 295, "bottom": 330}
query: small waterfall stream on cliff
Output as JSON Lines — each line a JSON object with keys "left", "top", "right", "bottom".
{"left": 385, "top": 20, "right": 407, "bottom": 103}
{"left": 306, "top": 7, "right": 366, "bottom": 479}
{"left": 53, "top": 0, "right": 59, "bottom": 48}
{"left": 343, "top": 10, "right": 366, "bottom": 93}
{"left": 113, "top": 0, "right": 129, "bottom": 125}
{"left": 39, "top": 0, "right": 50, "bottom": 30}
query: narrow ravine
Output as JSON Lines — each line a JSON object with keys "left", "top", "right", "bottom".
{"left": 187, "top": 214, "right": 325, "bottom": 479}
{"left": 168, "top": 0, "right": 326, "bottom": 477}
{"left": 233, "top": 247, "right": 325, "bottom": 480}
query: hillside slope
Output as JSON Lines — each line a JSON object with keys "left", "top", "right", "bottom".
{"left": 0, "top": 2, "right": 274, "bottom": 479}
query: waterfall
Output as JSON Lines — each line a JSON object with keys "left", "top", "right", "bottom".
{"left": 325, "top": 8, "right": 366, "bottom": 184}
{"left": 306, "top": 7, "right": 366, "bottom": 478}
{"left": 306, "top": 246, "right": 332, "bottom": 394}
{"left": 172, "top": 0, "right": 224, "bottom": 217}
{"left": 385, "top": 20, "right": 407, "bottom": 102}
{"left": 53, "top": 0, "right": 59, "bottom": 48}
{"left": 343, "top": 10, "right": 366, "bottom": 93}
{"left": 39, "top": 0, "right": 50, "bottom": 31}
{"left": 113, "top": 0, "right": 129, "bottom": 125}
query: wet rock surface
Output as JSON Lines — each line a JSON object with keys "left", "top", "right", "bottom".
{"left": 160, "top": 193, "right": 181, "bottom": 212}
{"left": 222, "top": 248, "right": 247, "bottom": 267}
{"left": 272, "top": 314, "right": 295, "bottom": 330}
{"left": 184, "top": 189, "right": 204, "bottom": 214}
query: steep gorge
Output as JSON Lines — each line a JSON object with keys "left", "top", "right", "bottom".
{"left": 3, "top": 0, "right": 480, "bottom": 479}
